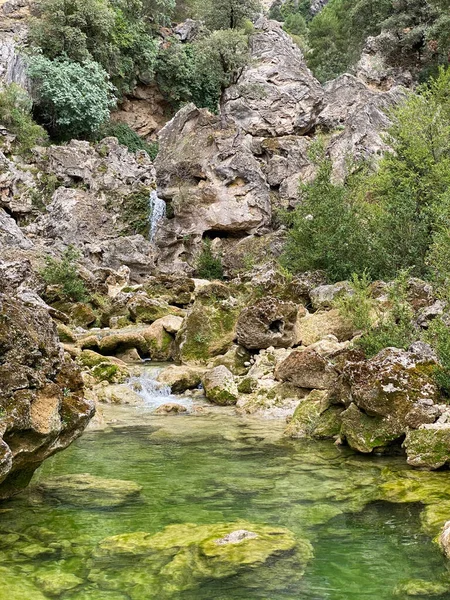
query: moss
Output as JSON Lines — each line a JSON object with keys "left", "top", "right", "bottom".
{"left": 57, "top": 323, "right": 76, "bottom": 343}
{"left": 393, "top": 579, "right": 450, "bottom": 597}
{"left": 340, "top": 403, "right": 404, "bottom": 454}
{"left": 238, "top": 377, "right": 257, "bottom": 394}
{"left": 91, "top": 364, "right": 121, "bottom": 384}
{"left": 120, "top": 189, "right": 152, "bottom": 237}
{"left": 147, "top": 330, "right": 174, "bottom": 361}
{"left": 403, "top": 428, "right": 450, "bottom": 469}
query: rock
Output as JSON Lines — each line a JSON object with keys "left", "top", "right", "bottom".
{"left": 309, "top": 282, "right": 353, "bottom": 311}
{"left": 90, "top": 521, "right": 312, "bottom": 596}
{"left": 440, "top": 520, "right": 450, "bottom": 559}
{"left": 68, "top": 302, "right": 97, "bottom": 328}
{"left": 77, "top": 350, "right": 130, "bottom": 384}
{"left": 0, "top": 207, "right": 33, "bottom": 249}
{"left": 174, "top": 19, "right": 203, "bottom": 42}
{"left": 339, "top": 348, "right": 441, "bottom": 456}
{"left": 92, "top": 384, "right": 143, "bottom": 406}
{"left": 0, "top": 294, "right": 94, "bottom": 500}
{"left": 127, "top": 294, "right": 184, "bottom": 324}
{"left": 154, "top": 104, "right": 271, "bottom": 272}
{"left": 319, "top": 74, "right": 406, "bottom": 181}
{"left": 111, "top": 83, "right": 169, "bottom": 140}
{"left": 285, "top": 390, "right": 342, "bottom": 439}
{"left": 175, "top": 284, "right": 241, "bottom": 364}
{"left": 222, "top": 17, "right": 323, "bottom": 136}
{"left": 403, "top": 425, "right": 450, "bottom": 470}
{"left": 236, "top": 297, "right": 302, "bottom": 350}
{"left": 237, "top": 382, "right": 308, "bottom": 419}
{"left": 156, "top": 365, "right": 205, "bottom": 393}
{"left": 154, "top": 403, "right": 188, "bottom": 415}
{"left": 208, "top": 344, "right": 251, "bottom": 376}
{"left": 36, "top": 474, "right": 142, "bottom": 508}
{"left": 275, "top": 348, "right": 339, "bottom": 390}
{"left": 416, "top": 300, "right": 445, "bottom": 329}
{"left": 296, "top": 308, "right": 354, "bottom": 346}
{"left": 143, "top": 315, "right": 179, "bottom": 361}
{"left": 57, "top": 323, "right": 77, "bottom": 343}
{"left": 202, "top": 366, "right": 239, "bottom": 406}
{"left": 34, "top": 571, "right": 83, "bottom": 596}
{"left": 393, "top": 579, "right": 450, "bottom": 597}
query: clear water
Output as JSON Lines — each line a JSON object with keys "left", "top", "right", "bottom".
{"left": 149, "top": 190, "right": 166, "bottom": 242}
{"left": 1, "top": 406, "right": 450, "bottom": 600}
{"left": 128, "top": 365, "right": 194, "bottom": 410}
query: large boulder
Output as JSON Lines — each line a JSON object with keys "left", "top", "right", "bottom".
{"left": 275, "top": 348, "right": 339, "bottom": 390}
{"left": 0, "top": 294, "right": 94, "bottom": 499}
{"left": 403, "top": 425, "right": 450, "bottom": 470}
{"left": 236, "top": 297, "right": 302, "bottom": 350}
{"left": 222, "top": 17, "right": 323, "bottom": 136}
{"left": 296, "top": 308, "right": 355, "bottom": 346}
{"left": 202, "top": 366, "right": 239, "bottom": 406}
{"left": 154, "top": 104, "right": 271, "bottom": 273}
{"left": 339, "top": 347, "right": 441, "bottom": 456}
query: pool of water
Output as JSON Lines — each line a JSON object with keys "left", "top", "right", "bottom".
{"left": 1, "top": 406, "right": 450, "bottom": 600}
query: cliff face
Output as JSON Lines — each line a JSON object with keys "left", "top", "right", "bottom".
{"left": 0, "top": 292, "right": 94, "bottom": 499}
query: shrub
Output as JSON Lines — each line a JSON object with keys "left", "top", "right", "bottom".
{"left": 425, "top": 317, "right": 450, "bottom": 396}
{"left": 95, "top": 122, "right": 158, "bottom": 158}
{"left": 196, "top": 240, "right": 224, "bottom": 280}
{"left": 0, "top": 84, "right": 47, "bottom": 153}
{"left": 28, "top": 56, "right": 116, "bottom": 139}
{"left": 335, "top": 272, "right": 375, "bottom": 333}
{"left": 41, "top": 246, "right": 88, "bottom": 302}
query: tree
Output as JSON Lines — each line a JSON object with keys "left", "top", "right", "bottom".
{"left": 0, "top": 84, "right": 47, "bottom": 153}
{"left": 28, "top": 56, "right": 116, "bottom": 139}
{"left": 200, "top": 0, "right": 260, "bottom": 31}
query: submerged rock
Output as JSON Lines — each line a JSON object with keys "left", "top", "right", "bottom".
{"left": 36, "top": 474, "right": 142, "bottom": 508}
{"left": 90, "top": 521, "right": 313, "bottom": 597}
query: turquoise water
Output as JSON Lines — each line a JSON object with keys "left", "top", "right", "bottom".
{"left": 0, "top": 406, "right": 449, "bottom": 599}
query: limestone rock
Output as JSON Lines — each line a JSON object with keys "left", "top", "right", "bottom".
{"left": 77, "top": 350, "right": 130, "bottom": 384}
{"left": 0, "top": 295, "right": 94, "bottom": 500}
{"left": 309, "top": 282, "right": 353, "bottom": 311}
{"left": 440, "top": 521, "right": 450, "bottom": 560}
{"left": 154, "top": 104, "right": 271, "bottom": 272}
{"left": 404, "top": 425, "right": 450, "bottom": 470}
{"left": 275, "top": 348, "right": 338, "bottom": 390}
{"left": 154, "top": 403, "right": 188, "bottom": 415}
{"left": 222, "top": 17, "right": 323, "bottom": 137}
{"left": 236, "top": 297, "right": 301, "bottom": 350}
{"left": 208, "top": 344, "right": 251, "bottom": 376}
{"left": 296, "top": 308, "right": 355, "bottom": 346}
{"left": 127, "top": 294, "right": 184, "bottom": 324}
{"left": 111, "top": 84, "right": 169, "bottom": 140}
{"left": 202, "top": 366, "right": 239, "bottom": 406}
{"left": 285, "top": 390, "right": 342, "bottom": 439}
{"left": 36, "top": 474, "right": 142, "bottom": 508}
{"left": 156, "top": 365, "right": 205, "bottom": 393}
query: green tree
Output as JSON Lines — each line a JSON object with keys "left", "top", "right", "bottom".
{"left": 28, "top": 56, "right": 116, "bottom": 139}
{"left": 41, "top": 246, "right": 88, "bottom": 302}
{"left": 0, "top": 84, "right": 47, "bottom": 153}
{"left": 199, "top": 0, "right": 260, "bottom": 30}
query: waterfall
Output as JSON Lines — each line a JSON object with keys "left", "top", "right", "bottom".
{"left": 128, "top": 367, "right": 193, "bottom": 410}
{"left": 149, "top": 190, "right": 166, "bottom": 242}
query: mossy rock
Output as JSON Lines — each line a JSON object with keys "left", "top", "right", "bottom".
{"left": 33, "top": 569, "right": 83, "bottom": 596}
{"left": 202, "top": 366, "right": 239, "bottom": 406}
{"left": 127, "top": 296, "right": 184, "bottom": 324}
{"left": 90, "top": 521, "right": 313, "bottom": 597}
{"left": 340, "top": 403, "right": 404, "bottom": 454}
{"left": 285, "top": 390, "right": 332, "bottom": 438}
{"left": 404, "top": 426, "right": 450, "bottom": 470}
{"left": 36, "top": 474, "right": 142, "bottom": 509}
{"left": 57, "top": 323, "right": 77, "bottom": 343}
{"left": 208, "top": 344, "right": 251, "bottom": 376}
{"left": 393, "top": 578, "right": 450, "bottom": 597}
{"left": 69, "top": 303, "right": 97, "bottom": 328}
{"left": 176, "top": 290, "right": 242, "bottom": 365}
{"left": 78, "top": 350, "right": 130, "bottom": 384}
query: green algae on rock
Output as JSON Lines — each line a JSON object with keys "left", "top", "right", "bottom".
{"left": 403, "top": 425, "right": 450, "bottom": 469}
{"left": 393, "top": 578, "right": 450, "bottom": 597}
{"left": 285, "top": 390, "right": 343, "bottom": 439}
{"left": 202, "top": 365, "right": 239, "bottom": 406}
{"left": 90, "top": 521, "right": 313, "bottom": 598}
{"left": 36, "top": 474, "right": 142, "bottom": 508}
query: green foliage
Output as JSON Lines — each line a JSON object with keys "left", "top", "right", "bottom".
{"left": 281, "top": 67, "right": 450, "bottom": 284}
{"left": 0, "top": 84, "right": 47, "bottom": 153}
{"left": 197, "top": 0, "right": 260, "bottom": 30}
{"left": 196, "top": 240, "right": 224, "bottom": 280}
{"left": 335, "top": 272, "right": 374, "bottom": 332}
{"left": 29, "top": 0, "right": 159, "bottom": 97}
{"left": 41, "top": 246, "right": 88, "bottom": 302}
{"left": 156, "top": 29, "right": 249, "bottom": 112}
{"left": 121, "top": 189, "right": 151, "bottom": 237}
{"left": 28, "top": 55, "right": 116, "bottom": 139}
{"left": 95, "top": 122, "right": 158, "bottom": 158}
{"left": 280, "top": 149, "right": 371, "bottom": 282}
{"left": 425, "top": 317, "right": 450, "bottom": 395}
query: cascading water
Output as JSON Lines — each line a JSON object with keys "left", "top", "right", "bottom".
{"left": 128, "top": 366, "right": 193, "bottom": 410}
{"left": 149, "top": 190, "right": 166, "bottom": 242}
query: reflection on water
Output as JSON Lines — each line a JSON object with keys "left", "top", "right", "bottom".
{"left": 0, "top": 407, "right": 449, "bottom": 600}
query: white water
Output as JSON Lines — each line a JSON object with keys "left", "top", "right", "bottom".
{"left": 128, "top": 366, "right": 193, "bottom": 410}
{"left": 149, "top": 190, "right": 166, "bottom": 242}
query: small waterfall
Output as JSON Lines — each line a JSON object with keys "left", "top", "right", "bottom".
{"left": 149, "top": 190, "right": 166, "bottom": 242}
{"left": 128, "top": 367, "right": 193, "bottom": 410}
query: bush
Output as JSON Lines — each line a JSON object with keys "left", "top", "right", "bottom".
{"left": 196, "top": 240, "right": 224, "bottom": 280}
{"left": 335, "top": 272, "right": 375, "bottom": 332}
{"left": 0, "top": 84, "right": 47, "bottom": 153}
{"left": 425, "top": 317, "right": 450, "bottom": 396}
{"left": 41, "top": 246, "right": 88, "bottom": 302}
{"left": 95, "top": 122, "right": 158, "bottom": 158}
{"left": 28, "top": 55, "right": 116, "bottom": 139}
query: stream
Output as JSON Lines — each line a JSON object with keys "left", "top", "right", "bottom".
{"left": 1, "top": 369, "right": 450, "bottom": 599}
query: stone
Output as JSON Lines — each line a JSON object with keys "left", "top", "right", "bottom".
{"left": 275, "top": 349, "right": 339, "bottom": 390}
{"left": 90, "top": 521, "right": 313, "bottom": 596}
{"left": 440, "top": 520, "right": 450, "bottom": 559}
{"left": 208, "top": 344, "right": 251, "bottom": 376}
{"left": 403, "top": 425, "right": 450, "bottom": 470}
{"left": 77, "top": 350, "right": 130, "bottom": 384}
{"left": 37, "top": 474, "right": 142, "bottom": 508}
{"left": 154, "top": 403, "right": 188, "bottom": 415}
{"left": 340, "top": 403, "right": 404, "bottom": 454}
{"left": 34, "top": 571, "right": 83, "bottom": 596}
{"left": 296, "top": 309, "right": 354, "bottom": 346}
{"left": 0, "top": 295, "right": 94, "bottom": 500}
{"left": 202, "top": 366, "right": 239, "bottom": 406}
{"left": 236, "top": 297, "right": 301, "bottom": 350}
{"left": 111, "top": 84, "right": 169, "bottom": 140}
{"left": 285, "top": 390, "right": 342, "bottom": 439}
{"left": 57, "top": 323, "right": 77, "bottom": 343}
{"left": 92, "top": 384, "right": 144, "bottom": 406}
{"left": 127, "top": 294, "right": 184, "bottom": 324}
{"left": 154, "top": 104, "right": 271, "bottom": 273}
{"left": 143, "top": 316, "right": 179, "bottom": 361}
{"left": 236, "top": 382, "right": 308, "bottom": 420}
{"left": 222, "top": 17, "right": 323, "bottom": 137}
{"left": 309, "top": 282, "right": 353, "bottom": 311}
{"left": 393, "top": 579, "right": 450, "bottom": 597}
{"left": 175, "top": 284, "right": 241, "bottom": 364}
{"left": 156, "top": 365, "right": 205, "bottom": 393}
